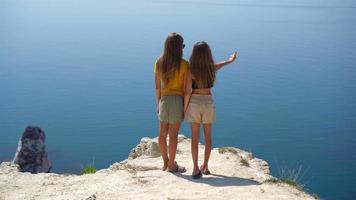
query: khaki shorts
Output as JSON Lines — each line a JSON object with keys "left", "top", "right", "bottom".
{"left": 185, "top": 94, "right": 215, "bottom": 124}
{"left": 158, "top": 95, "right": 183, "bottom": 124}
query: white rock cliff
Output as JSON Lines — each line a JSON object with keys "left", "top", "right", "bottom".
{"left": 0, "top": 135, "right": 316, "bottom": 200}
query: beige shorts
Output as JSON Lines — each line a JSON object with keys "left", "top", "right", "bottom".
{"left": 185, "top": 94, "right": 215, "bottom": 124}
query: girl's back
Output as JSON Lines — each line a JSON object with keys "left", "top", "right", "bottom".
{"left": 154, "top": 59, "right": 189, "bottom": 97}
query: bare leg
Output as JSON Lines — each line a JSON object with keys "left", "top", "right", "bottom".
{"left": 167, "top": 123, "right": 181, "bottom": 171}
{"left": 158, "top": 122, "right": 169, "bottom": 170}
{"left": 191, "top": 123, "right": 200, "bottom": 175}
{"left": 202, "top": 123, "right": 212, "bottom": 172}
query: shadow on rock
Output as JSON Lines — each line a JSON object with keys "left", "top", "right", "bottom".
{"left": 173, "top": 173, "right": 261, "bottom": 187}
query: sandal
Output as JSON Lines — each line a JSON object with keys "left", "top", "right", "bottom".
{"left": 168, "top": 162, "right": 186, "bottom": 173}
{"left": 203, "top": 169, "right": 210, "bottom": 175}
{"left": 192, "top": 170, "right": 202, "bottom": 179}
{"left": 200, "top": 166, "right": 211, "bottom": 175}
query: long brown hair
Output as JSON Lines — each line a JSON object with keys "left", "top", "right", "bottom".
{"left": 157, "top": 32, "right": 184, "bottom": 83}
{"left": 189, "top": 41, "right": 216, "bottom": 88}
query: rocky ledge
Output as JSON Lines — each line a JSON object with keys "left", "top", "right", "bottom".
{"left": 0, "top": 135, "right": 315, "bottom": 200}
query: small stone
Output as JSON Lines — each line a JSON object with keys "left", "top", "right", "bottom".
{"left": 85, "top": 193, "right": 97, "bottom": 200}
{"left": 177, "top": 134, "right": 187, "bottom": 142}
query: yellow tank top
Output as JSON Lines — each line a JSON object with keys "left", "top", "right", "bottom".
{"left": 154, "top": 59, "right": 189, "bottom": 97}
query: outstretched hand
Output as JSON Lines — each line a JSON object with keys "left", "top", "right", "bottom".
{"left": 229, "top": 52, "right": 238, "bottom": 62}
{"left": 215, "top": 51, "right": 239, "bottom": 70}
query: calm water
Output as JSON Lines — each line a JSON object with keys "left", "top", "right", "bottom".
{"left": 1, "top": 0, "right": 355, "bottom": 199}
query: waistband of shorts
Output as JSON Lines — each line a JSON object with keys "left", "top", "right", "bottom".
{"left": 161, "top": 94, "right": 183, "bottom": 99}
{"left": 190, "top": 94, "right": 213, "bottom": 101}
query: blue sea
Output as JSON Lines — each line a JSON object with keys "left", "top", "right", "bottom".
{"left": 1, "top": 0, "right": 355, "bottom": 199}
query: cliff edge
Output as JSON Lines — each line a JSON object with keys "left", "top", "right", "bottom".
{"left": 0, "top": 135, "right": 315, "bottom": 200}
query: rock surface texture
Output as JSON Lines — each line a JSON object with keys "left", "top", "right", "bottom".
{"left": 1, "top": 135, "right": 315, "bottom": 200}
{"left": 13, "top": 126, "right": 51, "bottom": 173}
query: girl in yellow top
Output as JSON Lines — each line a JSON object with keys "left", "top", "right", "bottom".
{"left": 154, "top": 33, "right": 191, "bottom": 172}
{"left": 185, "top": 41, "right": 238, "bottom": 178}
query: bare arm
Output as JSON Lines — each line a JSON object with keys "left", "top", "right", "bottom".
{"left": 183, "top": 71, "right": 192, "bottom": 113}
{"left": 215, "top": 51, "right": 238, "bottom": 70}
{"left": 155, "top": 73, "right": 161, "bottom": 114}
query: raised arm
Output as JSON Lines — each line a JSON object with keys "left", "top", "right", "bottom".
{"left": 155, "top": 73, "right": 161, "bottom": 114}
{"left": 214, "top": 51, "right": 238, "bottom": 71}
{"left": 183, "top": 71, "right": 192, "bottom": 113}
